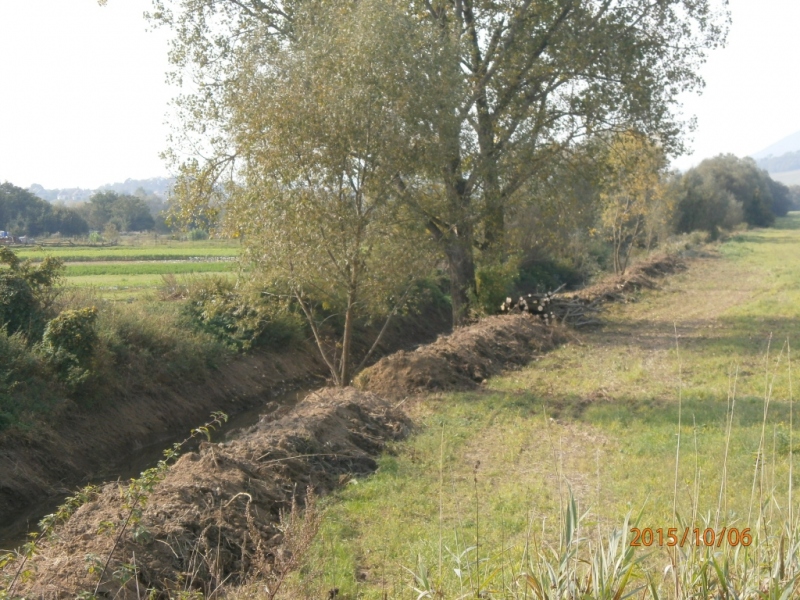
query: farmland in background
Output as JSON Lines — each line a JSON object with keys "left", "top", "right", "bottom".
{"left": 13, "top": 234, "right": 241, "bottom": 299}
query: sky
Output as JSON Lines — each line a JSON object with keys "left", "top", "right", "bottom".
{"left": 0, "top": 0, "right": 799, "bottom": 190}
{"left": 673, "top": 0, "right": 800, "bottom": 170}
{"left": 0, "top": 1, "right": 172, "bottom": 189}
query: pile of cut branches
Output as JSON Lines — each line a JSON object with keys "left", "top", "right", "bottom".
{"left": 500, "top": 254, "right": 686, "bottom": 327}
{"left": 500, "top": 285, "right": 602, "bottom": 328}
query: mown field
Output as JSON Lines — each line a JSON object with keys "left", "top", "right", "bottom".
{"left": 286, "top": 216, "right": 800, "bottom": 598}
{"left": 13, "top": 236, "right": 241, "bottom": 299}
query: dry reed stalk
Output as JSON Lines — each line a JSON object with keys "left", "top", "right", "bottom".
{"left": 717, "top": 365, "right": 739, "bottom": 530}
{"left": 672, "top": 323, "right": 683, "bottom": 527}
{"left": 789, "top": 340, "right": 794, "bottom": 531}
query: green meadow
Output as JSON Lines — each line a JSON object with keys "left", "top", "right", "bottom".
{"left": 14, "top": 239, "right": 242, "bottom": 299}
{"left": 13, "top": 240, "right": 240, "bottom": 263}
{"left": 288, "top": 215, "right": 800, "bottom": 598}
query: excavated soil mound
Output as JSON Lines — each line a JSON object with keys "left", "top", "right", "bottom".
{"left": 4, "top": 388, "right": 409, "bottom": 598}
{"left": 355, "top": 314, "right": 567, "bottom": 400}
{"left": 355, "top": 254, "right": 685, "bottom": 401}
{"left": 0, "top": 345, "right": 324, "bottom": 535}
{"left": 571, "top": 253, "right": 686, "bottom": 302}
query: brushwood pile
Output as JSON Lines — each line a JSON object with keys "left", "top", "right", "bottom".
{"left": 499, "top": 286, "right": 602, "bottom": 328}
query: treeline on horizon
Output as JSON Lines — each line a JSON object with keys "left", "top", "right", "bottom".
{"left": 756, "top": 150, "right": 800, "bottom": 174}
{"left": 0, "top": 183, "right": 175, "bottom": 238}
{"left": 3, "top": 152, "right": 798, "bottom": 242}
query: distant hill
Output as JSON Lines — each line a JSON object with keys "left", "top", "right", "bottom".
{"left": 752, "top": 130, "right": 800, "bottom": 160}
{"left": 98, "top": 177, "right": 174, "bottom": 198}
{"left": 756, "top": 150, "right": 800, "bottom": 175}
{"left": 769, "top": 170, "right": 800, "bottom": 187}
{"left": 28, "top": 184, "right": 93, "bottom": 203}
{"left": 29, "top": 177, "right": 174, "bottom": 205}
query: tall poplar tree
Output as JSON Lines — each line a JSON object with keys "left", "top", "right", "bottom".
{"left": 127, "top": 0, "right": 728, "bottom": 324}
{"left": 163, "top": 0, "right": 436, "bottom": 385}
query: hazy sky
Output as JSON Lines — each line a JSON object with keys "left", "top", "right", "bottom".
{"left": 1, "top": 0, "right": 799, "bottom": 189}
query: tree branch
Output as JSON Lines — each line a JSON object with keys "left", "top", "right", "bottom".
{"left": 294, "top": 290, "right": 340, "bottom": 386}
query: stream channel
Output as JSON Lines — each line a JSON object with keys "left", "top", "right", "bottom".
{"left": 0, "top": 385, "right": 315, "bottom": 552}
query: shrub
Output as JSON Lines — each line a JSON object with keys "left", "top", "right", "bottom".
{"left": 0, "top": 270, "right": 38, "bottom": 336}
{"left": 0, "top": 248, "right": 63, "bottom": 339}
{"left": 41, "top": 307, "right": 99, "bottom": 386}
{"left": 516, "top": 258, "right": 585, "bottom": 294}
{"left": 0, "top": 330, "right": 52, "bottom": 430}
{"left": 182, "top": 276, "right": 302, "bottom": 351}
{"left": 98, "top": 300, "right": 225, "bottom": 377}
{"left": 676, "top": 154, "right": 775, "bottom": 234}
{"left": 475, "top": 262, "right": 519, "bottom": 315}
{"left": 187, "top": 228, "right": 210, "bottom": 241}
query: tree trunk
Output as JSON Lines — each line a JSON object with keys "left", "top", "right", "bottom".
{"left": 340, "top": 286, "right": 356, "bottom": 386}
{"left": 476, "top": 96, "right": 504, "bottom": 253}
{"left": 444, "top": 232, "right": 477, "bottom": 326}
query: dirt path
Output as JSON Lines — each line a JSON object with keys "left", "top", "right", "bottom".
{"left": 279, "top": 223, "right": 800, "bottom": 599}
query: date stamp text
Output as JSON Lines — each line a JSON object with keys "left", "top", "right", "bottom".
{"left": 629, "top": 527, "right": 752, "bottom": 548}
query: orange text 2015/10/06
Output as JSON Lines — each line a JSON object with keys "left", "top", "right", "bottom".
{"left": 629, "top": 527, "right": 752, "bottom": 548}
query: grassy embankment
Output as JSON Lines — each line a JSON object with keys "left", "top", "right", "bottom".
{"left": 0, "top": 238, "right": 254, "bottom": 431}
{"left": 282, "top": 216, "right": 800, "bottom": 598}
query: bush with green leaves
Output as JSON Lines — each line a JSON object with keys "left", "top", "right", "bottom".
{"left": 0, "top": 271, "right": 37, "bottom": 336}
{"left": 0, "top": 330, "right": 54, "bottom": 430}
{"left": 182, "top": 276, "right": 302, "bottom": 351}
{"left": 187, "top": 228, "right": 209, "bottom": 241}
{"left": 475, "top": 261, "right": 520, "bottom": 315}
{"left": 41, "top": 307, "right": 99, "bottom": 386}
{"left": 0, "top": 247, "right": 64, "bottom": 339}
{"left": 676, "top": 154, "right": 776, "bottom": 234}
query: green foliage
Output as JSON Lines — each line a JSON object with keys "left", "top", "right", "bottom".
{"left": 152, "top": 0, "right": 729, "bottom": 324}
{"left": 0, "top": 181, "right": 88, "bottom": 236}
{"left": 789, "top": 186, "right": 800, "bottom": 210}
{"left": 0, "top": 247, "right": 64, "bottom": 338}
{"left": 41, "top": 307, "right": 99, "bottom": 386}
{"left": 167, "top": 0, "right": 437, "bottom": 382}
{"left": 0, "top": 270, "right": 37, "bottom": 336}
{"left": 182, "top": 276, "right": 302, "bottom": 351}
{"left": 187, "top": 228, "right": 209, "bottom": 241}
{"left": 0, "top": 288, "right": 233, "bottom": 431}
{"left": 516, "top": 258, "right": 587, "bottom": 293}
{"left": 677, "top": 154, "right": 777, "bottom": 234}
{"left": 475, "top": 261, "right": 519, "bottom": 315}
{"left": 96, "top": 299, "right": 226, "bottom": 377}
{"left": 102, "top": 222, "right": 120, "bottom": 244}
{"left": 768, "top": 178, "right": 792, "bottom": 217}
{"left": 79, "top": 191, "right": 155, "bottom": 232}
{"left": 597, "top": 132, "right": 676, "bottom": 273}
{"left": 0, "top": 331, "right": 53, "bottom": 430}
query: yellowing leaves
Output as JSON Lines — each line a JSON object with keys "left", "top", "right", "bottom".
{"left": 598, "top": 131, "right": 675, "bottom": 274}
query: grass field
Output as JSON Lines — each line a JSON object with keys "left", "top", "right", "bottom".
{"left": 13, "top": 241, "right": 241, "bottom": 263}
{"left": 11, "top": 239, "right": 242, "bottom": 299}
{"left": 286, "top": 216, "right": 800, "bottom": 598}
